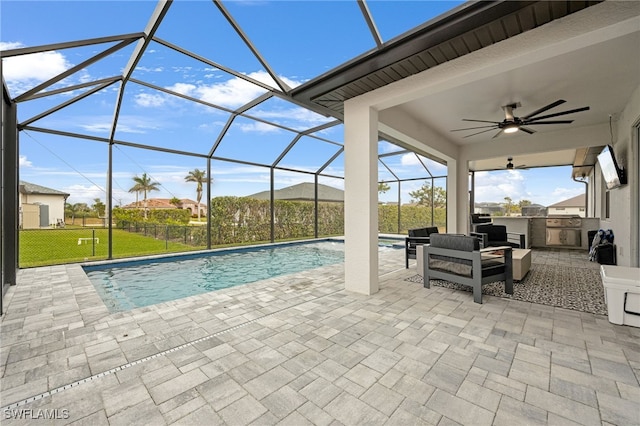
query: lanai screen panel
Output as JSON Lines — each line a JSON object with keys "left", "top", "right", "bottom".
{"left": 277, "top": 136, "right": 343, "bottom": 174}
{"left": 244, "top": 97, "right": 335, "bottom": 133}
{"left": 317, "top": 176, "right": 345, "bottom": 238}
{"left": 153, "top": 1, "right": 271, "bottom": 84}
{"left": 0, "top": 2, "right": 155, "bottom": 44}
{"left": 111, "top": 146, "right": 208, "bottom": 256}
{"left": 213, "top": 116, "right": 298, "bottom": 166}
{"left": 18, "top": 134, "right": 109, "bottom": 267}
{"left": 222, "top": 1, "right": 375, "bottom": 81}
{"left": 272, "top": 170, "right": 315, "bottom": 241}
{"left": 210, "top": 159, "right": 270, "bottom": 199}
{"left": 116, "top": 80, "right": 231, "bottom": 155}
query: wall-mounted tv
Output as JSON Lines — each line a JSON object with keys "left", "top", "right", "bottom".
{"left": 597, "top": 145, "right": 626, "bottom": 190}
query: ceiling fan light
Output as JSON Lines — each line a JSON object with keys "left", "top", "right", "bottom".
{"left": 503, "top": 124, "right": 519, "bottom": 134}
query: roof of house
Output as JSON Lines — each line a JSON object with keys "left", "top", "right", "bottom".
{"left": 19, "top": 181, "right": 70, "bottom": 197}
{"left": 548, "top": 194, "right": 586, "bottom": 208}
{"left": 247, "top": 183, "right": 344, "bottom": 202}
{"left": 121, "top": 198, "right": 204, "bottom": 209}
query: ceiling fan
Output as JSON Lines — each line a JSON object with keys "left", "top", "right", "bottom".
{"left": 451, "top": 99, "right": 590, "bottom": 139}
{"left": 506, "top": 157, "right": 526, "bottom": 170}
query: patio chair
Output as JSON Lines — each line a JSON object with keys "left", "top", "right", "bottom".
{"left": 405, "top": 226, "right": 439, "bottom": 268}
{"left": 471, "top": 224, "right": 525, "bottom": 248}
{"left": 423, "top": 233, "right": 513, "bottom": 304}
{"left": 470, "top": 213, "right": 492, "bottom": 231}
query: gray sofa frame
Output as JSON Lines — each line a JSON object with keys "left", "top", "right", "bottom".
{"left": 422, "top": 234, "right": 514, "bottom": 304}
{"left": 405, "top": 226, "right": 439, "bottom": 268}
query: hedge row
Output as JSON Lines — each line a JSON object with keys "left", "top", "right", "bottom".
{"left": 115, "top": 197, "right": 445, "bottom": 246}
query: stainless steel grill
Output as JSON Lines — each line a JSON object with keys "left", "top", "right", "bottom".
{"left": 546, "top": 217, "right": 582, "bottom": 228}
{"left": 545, "top": 217, "right": 581, "bottom": 247}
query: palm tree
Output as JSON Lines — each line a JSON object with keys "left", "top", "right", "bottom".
{"left": 185, "top": 169, "right": 210, "bottom": 221}
{"left": 130, "top": 173, "right": 160, "bottom": 220}
{"left": 65, "top": 203, "right": 79, "bottom": 225}
{"left": 128, "top": 183, "right": 142, "bottom": 208}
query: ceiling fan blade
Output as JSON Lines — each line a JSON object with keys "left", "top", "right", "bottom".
{"left": 521, "top": 99, "right": 566, "bottom": 120}
{"left": 461, "top": 119, "right": 501, "bottom": 124}
{"left": 463, "top": 128, "right": 498, "bottom": 138}
{"left": 523, "top": 120, "right": 574, "bottom": 125}
{"left": 492, "top": 130, "right": 503, "bottom": 139}
{"left": 520, "top": 127, "right": 536, "bottom": 134}
{"left": 526, "top": 106, "right": 590, "bottom": 122}
{"left": 451, "top": 125, "right": 498, "bottom": 131}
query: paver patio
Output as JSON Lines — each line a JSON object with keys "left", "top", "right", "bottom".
{"left": 1, "top": 246, "right": 639, "bottom": 425}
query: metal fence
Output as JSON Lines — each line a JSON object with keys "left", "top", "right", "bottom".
{"left": 19, "top": 224, "right": 208, "bottom": 268}
{"left": 117, "top": 222, "right": 207, "bottom": 247}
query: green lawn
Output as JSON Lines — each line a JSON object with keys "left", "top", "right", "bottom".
{"left": 19, "top": 228, "right": 202, "bottom": 268}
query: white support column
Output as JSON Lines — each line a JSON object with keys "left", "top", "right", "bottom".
{"left": 344, "top": 101, "right": 378, "bottom": 295}
{"left": 456, "top": 154, "right": 471, "bottom": 234}
{"left": 456, "top": 151, "right": 471, "bottom": 235}
{"left": 446, "top": 158, "right": 458, "bottom": 233}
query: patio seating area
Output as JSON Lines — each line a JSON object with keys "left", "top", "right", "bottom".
{"left": 1, "top": 247, "right": 639, "bottom": 425}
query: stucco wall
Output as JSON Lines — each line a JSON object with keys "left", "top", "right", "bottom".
{"left": 594, "top": 84, "right": 640, "bottom": 267}
{"left": 20, "top": 193, "right": 66, "bottom": 226}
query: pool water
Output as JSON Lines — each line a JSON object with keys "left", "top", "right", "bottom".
{"left": 84, "top": 241, "right": 346, "bottom": 313}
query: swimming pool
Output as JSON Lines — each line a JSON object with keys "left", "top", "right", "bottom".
{"left": 84, "top": 240, "right": 347, "bottom": 313}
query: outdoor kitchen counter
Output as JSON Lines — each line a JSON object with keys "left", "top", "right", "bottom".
{"left": 491, "top": 216, "right": 600, "bottom": 250}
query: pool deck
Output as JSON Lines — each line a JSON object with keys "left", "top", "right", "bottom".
{"left": 1, "top": 247, "right": 639, "bottom": 425}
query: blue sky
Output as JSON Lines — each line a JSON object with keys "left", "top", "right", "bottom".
{"left": 1, "top": 1, "right": 585, "bottom": 208}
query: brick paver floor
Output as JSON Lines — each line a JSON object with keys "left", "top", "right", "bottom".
{"left": 1, "top": 245, "right": 638, "bottom": 425}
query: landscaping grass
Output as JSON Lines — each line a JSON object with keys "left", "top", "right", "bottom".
{"left": 19, "top": 228, "right": 202, "bottom": 268}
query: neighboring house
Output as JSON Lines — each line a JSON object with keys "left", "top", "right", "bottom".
{"left": 547, "top": 194, "right": 586, "bottom": 217}
{"left": 474, "top": 202, "right": 504, "bottom": 216}
{"left": 521, "top": 204, "right": 548, "bottom": 217}
{"left": 247, "top": 182, "right": 344, "bottom": 202}
{"left": 121, "top": 198, "right": 207, "bottom": 217}
{"left": 19, "top": 181, "right": 70, "bottom": 229}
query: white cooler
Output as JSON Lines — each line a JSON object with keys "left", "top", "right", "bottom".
{"left": 600, "top": 265, "right": 640, "bottom": 327}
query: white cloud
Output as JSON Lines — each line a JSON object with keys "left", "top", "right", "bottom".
{"left": 474, "top": 170, "right": 530, "bottom": 203}
{"left": 134, "top": 93, "right": 166, "bottom": 107}
{"left": 19, "top": 155, "right": 32, "bottom": 167}
{"left": 238, "top": 121, "right": 280, "bottom": 133}
{"left": 135, "top": 66, "right": 163, "bottom": 73}
{"left": 77, "top": 117, "right": 152, "bottom": 135}
{"left": 166, "top": 82, "right": 196, "bottom": 97}
{"left": 379, "top": 141, "right": 407, "bottom": 154}
{"left": 195, "top": 75, "right": 268, "bottom": 108}
{"left": 401, "top": 153, "right": 421, "bottom": 166}
{"left": 251, "top": 106, "right": 332, "bottom": 129}
{"left": 547, "top": 187, "right": 584, "bottom": 205}
{"left": 0, "top": 42, "right": 22, "bottom": 50}
{"left": 181, "top": 71, "right": 303, "bottom": 110}
{"left": 1, "top": 43, "right": 72, "bottom": 94}
{"left": 63, "top": 184, "right": 106, "bottom": 204}
{"left": 1, "top": 44, "right": 70, "bottom": 81}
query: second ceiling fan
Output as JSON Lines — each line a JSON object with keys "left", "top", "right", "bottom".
{"left": 451, "top": 99, "right": 590, "bottom": 139}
